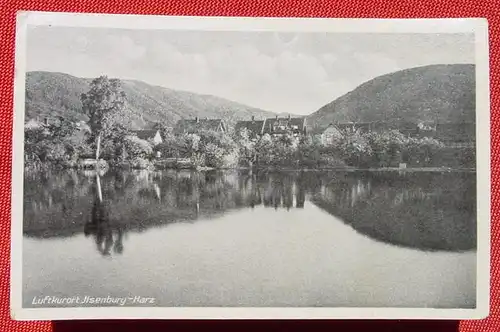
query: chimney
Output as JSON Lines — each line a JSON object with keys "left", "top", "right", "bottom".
{"left": 195, "top": 117, "right": 199, "bottom": 123}
{"left": 44, "top": 117, "right": 49, "bottom": 126}
{"left": 251, "top": 115, "right": 255, "bottom": 121}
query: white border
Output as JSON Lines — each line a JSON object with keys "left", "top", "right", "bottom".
{"left": 10, "top": 11, "right": 491, "bottom": 321}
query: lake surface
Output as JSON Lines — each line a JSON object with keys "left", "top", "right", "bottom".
{"left": 22, "top": 169, "right": 477, "bottom": 308}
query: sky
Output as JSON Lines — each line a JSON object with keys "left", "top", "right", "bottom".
{"left": 26, "top": 26, "right": 475, "bottom": 115}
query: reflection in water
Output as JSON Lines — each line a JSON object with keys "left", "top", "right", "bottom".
{"left": 22, "top": 169, "right": 477, "bottom": 308}
{"left": 84, "top": 195, "right": 125, "bottom": 257}
{"left": 310, "top": 172, "right": 476, "bottom": 251}
{"left": 23, "top": 169, "right": 477, "bottom": 254}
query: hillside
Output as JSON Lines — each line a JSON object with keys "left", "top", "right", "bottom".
{"left": 307, "top": 64, "right": 476, "bottom": 134}
{"left": 25, "top": 71, "right": 278, "bottom": 130}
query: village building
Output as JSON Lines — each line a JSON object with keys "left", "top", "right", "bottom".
{"left": 320, "top": 120, "right": 476, "bottom": 148}
{"left": 74, "top": 120, "right": 91, "bottom": 133}
{"left": 405, "top": 121, "right": 476, "bottom": 147}
{"left": 433, "top": 122, "right": 476, "bottom": 146}
{"left": 25, "top": 117, "right": 91, "bottom": 134}
{"left": 25, "top": 116, "right": 61, "bottom": 129}
{"left": 24, "top": 118, "right": 44, "bottom": 130}
{"left": 262, "top": 115, "right": 307, "bottom": 137}
{"left": 327, "top": 121, "right": 401, "bottom": 135}
{"left": 320, "top": 121, "right": 388, "bottom": 145}
{"left": 174, "top": 117, "right": 227, "bottom": 135}
{"left": 234, "top": 116, "right": 266, "bottom": 139}
{"left": 132, "top": 129, "right": 164, "bottom": 145}
{"left": 320, "top": 125, "right": 343, "bottom": 145}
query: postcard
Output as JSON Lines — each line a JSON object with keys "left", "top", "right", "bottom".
{"left": 10, "top": 11, "right": 490, "bottom": 320}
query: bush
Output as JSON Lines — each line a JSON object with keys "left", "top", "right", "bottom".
{"left": 130, "top": 157, "right": 153, "bottom": 169}
{"left": 405, "top": 136, "right": 445, "bottom": 166}
{"left": 204, "top": 143, "right": 225, "bottom": 168}
{"left": 221, "top": 149, "right": 239, "bottom": 168}
{"left": 338, "top": 131, "right": 373, "bottom": 167}
{"left": 190, "top": 153, "right": 205, "bottom": 168}
{"left": 123, "top": 135, "right": 153, "bottom": 159}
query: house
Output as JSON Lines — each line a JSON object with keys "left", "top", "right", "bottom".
{"left": 262, "top": 115, "right": 307, "bottom": 137}
{"left": 75, "top": 120, "right": 91, "bottom": 133}
{"left": 25, "top": 117, "right": 91, "bottom": 135}
{"left": 321, "top": 120, "right": 476, "bottom": 148}
{"left": 132, "top": 129, "right": 163, "bottom": 145}
{"left": 234, "top": 116, "right": 266, "bottom": 139}
{"left": 330, "top": 121, "right": 398, "bottom": 134}
{"left": 398, "top": 121, "right": 420, "bottom": 137}
{"left": 25, "top": 117, "right": 59, "bottom": 129}
{"left": 434, "top": 122, "right": 476, "bottom": 144}
{"left": 174, "top": 117, "right": 226, "bottom": 135}
{"left": 320, "top": 125, "right": 344, "bottom": 145}
{"left": 405, "top": 121, "right": 476, "bottom": 146}
{"left": 24, "top": 118, "right": 44, "bottom": 130}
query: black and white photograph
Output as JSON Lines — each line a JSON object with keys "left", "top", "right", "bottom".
{"left": 11, "top": 13, "right": 490, "bottom": 320}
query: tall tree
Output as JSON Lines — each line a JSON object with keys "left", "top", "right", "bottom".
{"left": 81, "top": 76, "right": 126, "bottom": 160}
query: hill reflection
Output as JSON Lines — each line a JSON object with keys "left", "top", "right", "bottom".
{"left": 309, "top": 172, "right": 476, "bottom": 252}
{"left": 23, "top": 169, "right": 476, "bottom": 254}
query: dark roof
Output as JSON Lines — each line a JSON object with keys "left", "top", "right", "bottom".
{"left": 175, "top": 119, "right": 226, "bottom": 134}
{"left": 435, "top": 122, "right": 476, "bottom": 142}
{"left": 332, "top": 121, "right": 391, "bottom": 127}
{"left": 133, "top": 129, "right": 160, "bottom": 140}
{"left": 263, "top": 117, "right": 307, "bottom": 135}
{"left": 325, "top": 122, "right": 379, "bottom": 134}
{"left": 324, "top": 121, "right": 476, "bottom": 142}
{"left": 234, "top": 120, "right": 266, "bottom": 136}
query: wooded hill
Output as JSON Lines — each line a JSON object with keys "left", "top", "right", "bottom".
{"left": 25, "top": 71, "right": 278, "bottom": 130}
{"left": 307, "top": 64, "right": 476, "bottom": 134}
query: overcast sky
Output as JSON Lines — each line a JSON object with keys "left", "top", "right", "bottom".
{"left": 26, "top": 27, "right": 475, "bottom": 115}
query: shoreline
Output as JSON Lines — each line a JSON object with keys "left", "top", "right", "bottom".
{"left": 24, "top": 163, "right": 476, "bottom": 174}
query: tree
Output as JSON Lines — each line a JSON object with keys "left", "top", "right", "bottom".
{"left": 365, "top": 130, "right": 409, "bottom": 167}
{"left": 235, "top": 128, "right": 257, "bottom": 167}
{"left": 123, "top": 135, "right": 153, "bottom": 159}
{"left": 153, "top": 122, "right": 173, "bottom": 140}
{"left": 81, "top": 76, "right": 127, "bottom": 160}
{"left": 405, "top": 136, "right": 445, "bottom": 166}
{"left": 340, "top": 130, "right": 373, "bottom": 167}
{"left": 48, "top": 116, "right": 76, "bottom": 139}
{"left": 24, "top": 117, "right": 87, "bottom": 166}
{"left": 254, "top": 133, "right": 274, "bottom": 166}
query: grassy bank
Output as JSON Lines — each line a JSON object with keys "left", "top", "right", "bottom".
{"left": 24, "top": 161, "right": 476, "bottom": 174}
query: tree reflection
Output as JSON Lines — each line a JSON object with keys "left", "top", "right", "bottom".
{"left": 83, "top": 175, "right": 126, "bottom": 257}
{"left": 24, "top": 169, "right": 477, "bottom": 253}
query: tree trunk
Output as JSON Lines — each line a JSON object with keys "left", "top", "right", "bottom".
{"left": 95, "top": 133, "right": 102, "bottom": 161}
{"left": 96, "top": 174, "right": 103, "bottom": 203}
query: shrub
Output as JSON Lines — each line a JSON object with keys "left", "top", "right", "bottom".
{"left": 130, "top": 157, "right": 153, "bottom": 169}
{"left": 204, "top": 143, "right": 226, "bottom": 168}
{"left": 123, "top": 135, "right": 153, "bottom": 159}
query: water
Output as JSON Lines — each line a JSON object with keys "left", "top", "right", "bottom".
{"left": 22, "top": 169, "right": 477, "bottom": 308}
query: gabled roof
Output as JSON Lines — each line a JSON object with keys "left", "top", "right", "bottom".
{"left": 263, "top": 117, "right": 307, "bottom": 135}
{"left": 175, "top": 118, "right": 226, "bottom": 134}
{"left": 133, "top": 129, "right": 160, "bottom": 140}
{"left": 322, "top": 125, "right": 343, "bottom": 133}
{"left": 234, "top": 120, "right": 266, "bottom": 136}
